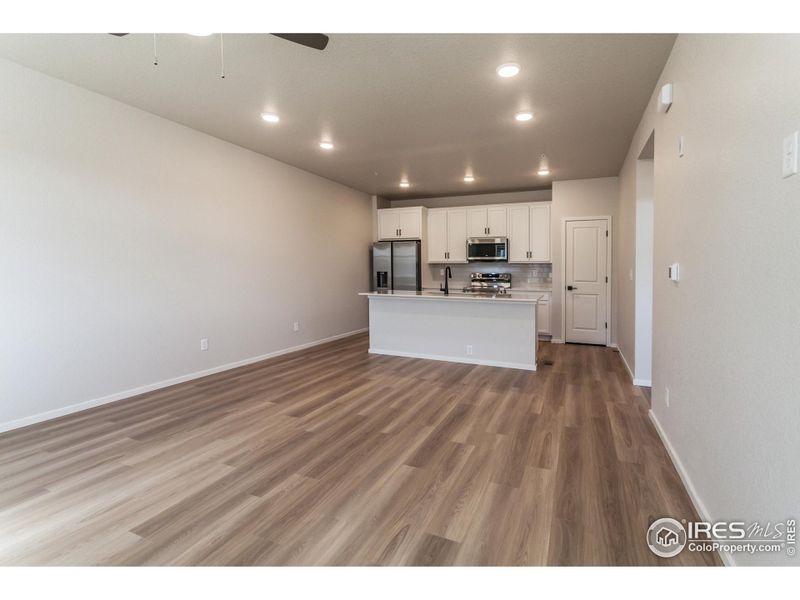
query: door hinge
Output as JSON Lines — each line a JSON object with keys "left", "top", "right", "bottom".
{"left": 605, "top": 322, "right": 608, "bottom": 329}
{"left": 605, "top": 230, "right": 608, "bottom": 237}
{"left": 605, "top": 276, "right": 608, "bottom": 283}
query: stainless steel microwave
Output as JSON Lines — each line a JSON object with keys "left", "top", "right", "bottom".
{"left": 467, "top": 237, "right": 508, "bottom": 262}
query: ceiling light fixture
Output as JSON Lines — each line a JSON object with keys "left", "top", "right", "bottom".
{"left": 463, "top": 175, "right": 475, "bottom": 183}
{"left": 537, "top": 154, "right": 550, "bottom": 176}
{"left": 399, "top": 181, "right": 410, "bottom": 188}
{"left": 187, "top": 32, "right": 214, "bottom": 37}
{"left": 261, "top": 113, "right": 280, "bottom": 123}
{"left": 319, "top": 141, "right": 334, "bottom": 150}
{"left": 515, "top": 111, "right": 534, "bottom": 122}
{"left": 496, "top": 63, "right": 520, "bottom": 78}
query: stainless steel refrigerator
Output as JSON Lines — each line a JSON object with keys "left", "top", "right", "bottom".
{"left": 372, "top": 240, "right": 422, "bottom": 291}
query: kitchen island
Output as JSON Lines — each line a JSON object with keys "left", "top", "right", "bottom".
{"left": 359, "top": 290, "right": 542, "bottom": 371}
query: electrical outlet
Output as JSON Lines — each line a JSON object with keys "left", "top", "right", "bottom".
{"left": 200, "top": 338, "right": 209, "bottom": 351}
{"left": 466, "top": 345, "right": 473, "bottom": 356}
{"left": 664, "top": 387, "right": 670, "bottom": 408}
{"left": 293, "top": 321, "right": 300, "bottom": 332}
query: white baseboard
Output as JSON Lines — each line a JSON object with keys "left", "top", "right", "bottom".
{"left": 648, "top": 409, "right": 732, "bottom": 566}
{"left": 633, "top": 378, "right": 652, "bottom": 387}
{"left": 0, "top": 328, "right": 368, "bottom": 434}
{"left": 617, "top": 347, "right": 635, "bottom": 382}
{"left": 368, "top": 348, "right": 536, "bottom": 371}
{"left": 550, "top": 338, "right": 564, "bottom": 344}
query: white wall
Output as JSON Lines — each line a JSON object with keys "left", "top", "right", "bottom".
{"left": 633, "top": 159, "right": 654, "bottom": 385}
{"left": 0, "top": 59, "right": 373, "bottom": 430}
{"left": 551, "top": 177, "right": 619, "bottom": 344}
{"left": 617, "top": 157, "right": 638, "bottom": 369}
{"left": 618, "top": 34, "right": 800, "bottom": 565}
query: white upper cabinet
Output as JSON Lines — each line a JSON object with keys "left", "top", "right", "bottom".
{"left": 427, "top": 210, "right": 448, "bottom": 262}
{"left": 446, "top": 208, "right": 468, "bottom": 262}
{"left": 507, "top": 204, "right": 531, "bottom": 262}
{"left": 507, "top": 202, "right": 551, "bottom": 263}
{"left": 377, "top": 207, "right": 424, "bottom": 240}
{"left": 466, "top": 206, "right": 507, "bottom": 237}
{"left": 427, "top": 208, "right": 467, "bottom": 263}
{"left": 529, "top": 203, "right": 551, "bottom": 262}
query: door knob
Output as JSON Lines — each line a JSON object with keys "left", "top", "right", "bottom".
{"left": 567, "top": 285, "right": 577, "bottom": 291}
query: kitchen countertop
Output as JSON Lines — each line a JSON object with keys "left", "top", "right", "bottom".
{"left": 511, "top": 285, "right": 553, "bottom": 293}
{"left": 359, "top": 290, "right": 542, "bottom": 303}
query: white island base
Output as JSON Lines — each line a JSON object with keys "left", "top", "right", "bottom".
{"left": 360, "top": 291, "right": 540, "bottom": 371}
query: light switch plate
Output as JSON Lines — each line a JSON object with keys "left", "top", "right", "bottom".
{"left": 783, "top": 131, "right": 798, "bottom": 178}
{"left": 668, "top": 263, "right": 680, "bottom": 282}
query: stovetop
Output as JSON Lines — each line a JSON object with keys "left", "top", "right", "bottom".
{"left": 462, "top": 272, "right": 511, "bottom": 294}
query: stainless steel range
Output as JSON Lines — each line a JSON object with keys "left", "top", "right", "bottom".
{"left": 462, "top": 272, "right": 511, "bottom": 295}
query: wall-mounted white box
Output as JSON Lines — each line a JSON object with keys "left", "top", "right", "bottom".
{"left": 658, "top": 83, "right": 673, "bottom": 113}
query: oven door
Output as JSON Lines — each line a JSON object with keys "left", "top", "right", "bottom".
{"left": 467, "top": 237, "right": 508, "bottom": 262}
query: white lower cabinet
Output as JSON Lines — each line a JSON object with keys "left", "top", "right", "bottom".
{"left": 536, "top": 293, "right": 552, "bottom": 337}
{"left": 427, "top": 208, "right": 467, "bottom": 263}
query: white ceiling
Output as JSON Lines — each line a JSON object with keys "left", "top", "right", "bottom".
{"left": 0, "top": 33, "right": 675, "bottom": 199}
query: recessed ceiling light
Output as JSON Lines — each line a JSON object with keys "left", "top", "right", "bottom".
{"left": 187, "top": 32, "right": 214, "bottom": 37}
{"left": 319, "top": 141, "right": 334, "bottom": 150}
{"left": 496, "top": 63, "right": 520, "bottom": 78}
{"left": 463, "top": 175, "right": 475, "bottom": 183}
{"left": 261, "top": 113, "right": 280, "bottom": 123}
{"left": 399, "top": 181, "right": 410, "bottom": 188}
{"left": 515, "top": 111, "right": 534, "bottom": 122}
{"left": 537, "top": 168, "right": 550, "bottom": 176}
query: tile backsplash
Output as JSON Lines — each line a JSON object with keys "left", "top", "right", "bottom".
{"left": 424, "top": 262, "right": 552, "bottom": 290}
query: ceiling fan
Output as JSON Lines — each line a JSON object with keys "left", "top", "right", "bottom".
{"left": 109, "top": 33, "right": 329, "bottom": 51}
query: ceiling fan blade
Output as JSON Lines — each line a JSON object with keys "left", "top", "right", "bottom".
{"left": 109, "top": 33, "right": 130, "bottom": 37}
{"left": 271, "top": 33, "right": 329, "bottom": 51}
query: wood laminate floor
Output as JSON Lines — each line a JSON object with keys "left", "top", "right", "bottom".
{"left": 0, "top": 334, "right": 720, "bottom": 566}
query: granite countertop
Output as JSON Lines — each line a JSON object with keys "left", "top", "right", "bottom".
{"left": 359, "top": 290, "right": 542, "bottom": 303}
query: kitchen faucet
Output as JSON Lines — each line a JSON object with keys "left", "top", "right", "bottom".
{"left": 440, "top": 266, "right": 452, "bottom": 295}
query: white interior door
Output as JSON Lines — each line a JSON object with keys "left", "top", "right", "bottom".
{"left": 565, "top": 219, "right": 608, "bottom": 345}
